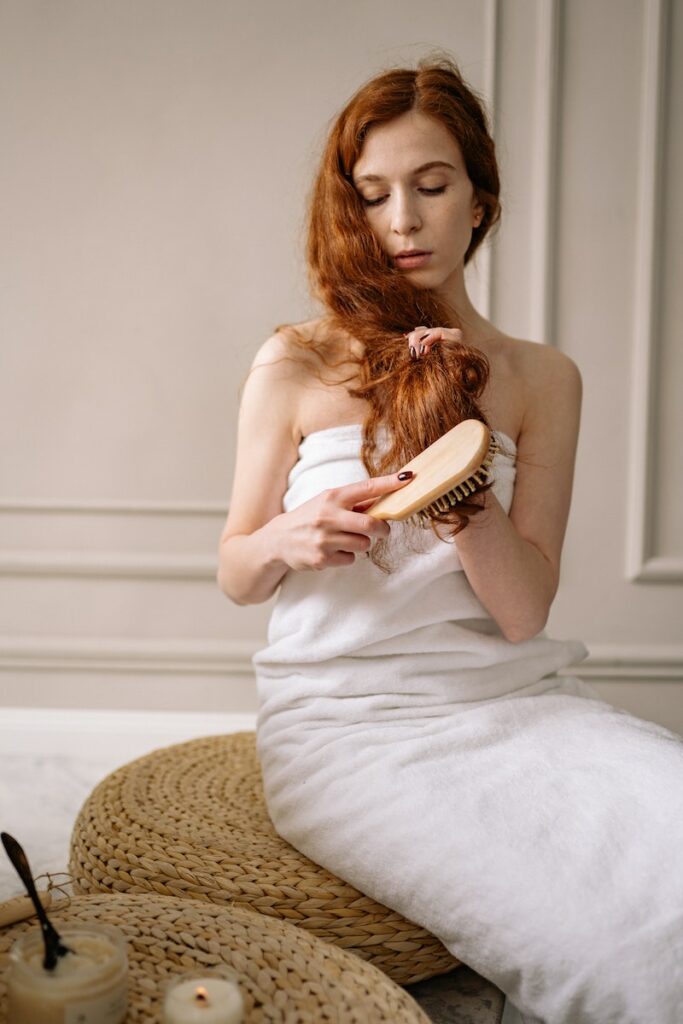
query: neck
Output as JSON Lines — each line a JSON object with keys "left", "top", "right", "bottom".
{"left": 435, "top": 271, "right": 496, "bottom": 348}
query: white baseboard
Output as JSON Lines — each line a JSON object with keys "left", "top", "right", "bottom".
{"left": 0, "top": 707, "right": 257, "bottom": 761}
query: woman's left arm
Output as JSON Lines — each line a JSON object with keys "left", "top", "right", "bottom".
{"left": 453, "top": 344, "right": 582, "bottom": 643}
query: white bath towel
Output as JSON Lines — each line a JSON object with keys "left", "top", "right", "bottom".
{"left": 253, "top": 425, "right": 683, "bottom": 1024}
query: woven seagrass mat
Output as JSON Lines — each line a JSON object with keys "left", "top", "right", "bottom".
{"left": 69, "top": 732, "right": 459, "bottom": 986}
{"left": 0, "top": 892, "right": 431, "bottom": 1023}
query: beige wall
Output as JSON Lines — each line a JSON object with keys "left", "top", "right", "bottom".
{"left": 1, "top": 0, "right": 681, "bottom": 731}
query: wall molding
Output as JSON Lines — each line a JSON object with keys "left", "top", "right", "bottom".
{"left": 626, "top": 0, "right": 681, "bottom": 582}
{"left": 0, "top": 501, "right": 226, "bottom": 579}
{"left": 0, "top": 500, "right": 226, "bottom": 516}
{"left": 528, "top": 0, "right": 561, "bottom": 346}
{"left": 0, "top": 550, "right": 217, "bottom": 581}
{"left": 468, "top": 0, "right": 499, "bottom": 320}
{"left": 568, "top": 643, "right": 683, "bottom": 681}
{"left": 1, "top": 635, "right": 681, "bottom": 681}
{"left": 0, "top": 636, "right": 255, "bottom": 675}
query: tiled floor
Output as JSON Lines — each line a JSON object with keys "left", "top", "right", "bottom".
{"left": 0, "top": 741, "right": 519, "bottom": 1023}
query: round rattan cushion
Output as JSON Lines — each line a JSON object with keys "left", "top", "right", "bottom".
{"left": 0, "top": 892, "right": 430, "bottom": 1023}
{"left": 69, "top": 732, "right": 459, "bottom": 985}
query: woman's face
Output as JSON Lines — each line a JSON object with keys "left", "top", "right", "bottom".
{"left": 352, "top": 109, "right": 483, "bottom": 296}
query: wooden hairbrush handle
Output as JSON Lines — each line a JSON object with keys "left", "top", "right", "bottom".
{"left": 367, "top": 419, "right": 495, "bottom": 522}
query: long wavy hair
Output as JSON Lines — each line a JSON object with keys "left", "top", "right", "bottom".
{"left": 277, "top": 56, "right": 503, "bottom": 570}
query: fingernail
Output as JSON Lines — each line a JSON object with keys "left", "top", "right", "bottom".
{"left": 398, "top": 470, "right": 414, "bottom": 480}
{"left": 419, "top": 344, "right": 425, "bottom": 355}
{"left": 409, "top": 346, "right": 417, "bottom": 359}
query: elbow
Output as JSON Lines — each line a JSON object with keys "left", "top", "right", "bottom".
{"left": 502, "top": 562, "right": 557, "bottom": 643}
{"left": 215, "top": 570, "right": 233, "bottom": 602}
{"left": 216, "top": 537, "right": 248, "bottom": 605}
{"left": 501, "top": 609, "right": 549, "bottom": 645}
{"left": 503, "top": 624, "right": 543, "bottom": 645}
{"left": 216, "top": 538, "right": 243, "bottom": 605}
{"left": 216, "top": 564, "right": 273, "bottom": 607}
{"left": 216, "top": 564, "right": 248, "bottom": 606}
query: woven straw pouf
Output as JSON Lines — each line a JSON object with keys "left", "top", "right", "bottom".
{"left": 0, "top": 892, "right": 430, "bottom": 1023}
{"left": 69, "top": 732, "right": 460, "bottom": 985}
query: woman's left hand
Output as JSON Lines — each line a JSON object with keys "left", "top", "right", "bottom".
{"left": 404, "top": 326, "right": 463, "bottom": 358}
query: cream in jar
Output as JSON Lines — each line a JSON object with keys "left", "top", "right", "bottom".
{"left": 7, "top": 922, "right": 128, "bottom": 1024}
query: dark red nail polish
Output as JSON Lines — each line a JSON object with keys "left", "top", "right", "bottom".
{"left": 398, "top": 470, "right": 414, "bottom": 480}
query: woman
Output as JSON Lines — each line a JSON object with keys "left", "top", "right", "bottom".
{"left": 217, "top": 58, "right": 683, "bottom": 1024}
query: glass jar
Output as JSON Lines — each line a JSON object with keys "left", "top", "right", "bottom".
{"left": 7, "top": 921, "right": 128, "bottom": 1024}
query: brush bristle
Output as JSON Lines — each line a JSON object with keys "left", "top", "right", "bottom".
{"left": 408, "top": 437, "right": 499, "bottom": 528}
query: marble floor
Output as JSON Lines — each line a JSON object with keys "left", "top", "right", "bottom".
{"left": 0, "top": 727, "right": 523, "bottom": 1023}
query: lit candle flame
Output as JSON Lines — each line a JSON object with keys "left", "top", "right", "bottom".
{"left": 194, "top": 985, "right": 210, "bottom": 1004}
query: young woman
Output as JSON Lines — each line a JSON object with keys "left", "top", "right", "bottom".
{"left": 217, "top": 58, "right": 683, "bottom": 1024}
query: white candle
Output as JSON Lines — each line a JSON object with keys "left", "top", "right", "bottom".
{"left": 7, "top": 922, "right": 128, "bottom": 1024}
{"left": 163, "top": 972, "right": 244, "bottom": 1024}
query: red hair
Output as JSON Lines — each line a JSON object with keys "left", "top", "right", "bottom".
{"left": 280, "top": 57, "right": 503, "bottom": 569}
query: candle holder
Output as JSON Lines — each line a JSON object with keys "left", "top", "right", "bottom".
{"left": 163, "top": 964, "right": 245, "bottom": 1023}
{"left": 6, "top": 921, "right": 128, "bottom": 1024}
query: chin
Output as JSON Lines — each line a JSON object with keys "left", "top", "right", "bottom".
{"left": 406, "top": 269, "right": 450, "bottom": 292}
{"left": 401, "top": 266, "right": 439, "bottom": 281}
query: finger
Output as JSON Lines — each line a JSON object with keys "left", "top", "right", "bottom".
{"left": 333, "top": 472, "right": 414, "bottom": 507}
{"left": 326, "top": 551, "right": 356, "bottom": 568}
{"left": 351, "top": 497, "right": 387, "bottom": 513}
{"left": 405, "top": 326, "right": 428, "bottom": 359}
{"left": 339, "top": 509, "right": 390, "bottom": 538}
{"left": 418, "top": 327, "right": 463, "bottom": 356}
{"left": 406, "top": 326, "right": 461, "bottom": 357}
{"left": 327, "top": 531, "right": 375, "bottom": 553}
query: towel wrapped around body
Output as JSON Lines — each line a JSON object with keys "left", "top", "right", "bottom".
{"left": 253, "top": 424, "right": 683, "bottom": 1024}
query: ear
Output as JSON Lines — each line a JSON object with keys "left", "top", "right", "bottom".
{"left": 472, "top": 195, "right": 484, "bottom": 228}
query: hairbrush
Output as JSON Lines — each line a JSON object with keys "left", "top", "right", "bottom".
{"left": 367, "top": 419, "right": 499, "bottom": 526}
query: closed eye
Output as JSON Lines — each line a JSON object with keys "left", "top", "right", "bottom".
{"left": 361, "top": 186, "right": 447, "bottom": 208}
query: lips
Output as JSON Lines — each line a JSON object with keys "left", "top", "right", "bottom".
{"left": 394, "top": 250, "right": 433, "bottom": 269}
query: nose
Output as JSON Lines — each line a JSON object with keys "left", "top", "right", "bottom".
{"left": 390, "top": 189, "right": 422, "bottom": 236}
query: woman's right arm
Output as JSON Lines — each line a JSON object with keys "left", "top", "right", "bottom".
{"left": 216, "top": 333, "right": 410, "bottom": 605}
{"left": 216, "top": 332, "right": 303, "bottom": 605}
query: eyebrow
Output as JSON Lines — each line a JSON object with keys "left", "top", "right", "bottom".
{"left": 354, "top": 160, "right": 456, "bottom": 184}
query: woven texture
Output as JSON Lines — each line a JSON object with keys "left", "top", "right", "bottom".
{"left": 0, "top": 892, "right": 431, "bottom": 1023}
{"left": 69, "top": 732, "right": 459, "bottom": 985}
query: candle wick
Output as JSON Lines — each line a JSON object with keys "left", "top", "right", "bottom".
{"left": 195, "top": 985, "right": 210, "bottom": 1004}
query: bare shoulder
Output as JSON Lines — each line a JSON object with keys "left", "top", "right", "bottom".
{"left": 520, "top": 344, "right": 581, "bottom": 391}
{"left": 243, "top": 321, "right": 322, "bottom": 430}
{"left": 498, "top": 337, "right": 582, "bottom": 440}
{"left": 249, "top": 322, "right": 311, "bottom": 377}
{"left": 497, "top": 339, "right": 581, "bottom": 471}
{"left": 519, "top": 341, "right": 580, "bottom": 430}
{"left": 252, "top": 317, "right": 349, "bottom": 375}
{"left": 505, "top": 336, "right": 582, "bottom": 390}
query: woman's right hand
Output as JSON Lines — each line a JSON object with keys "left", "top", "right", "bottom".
{"left": 271, "top": 472, "right": 413, "bottom": 572}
